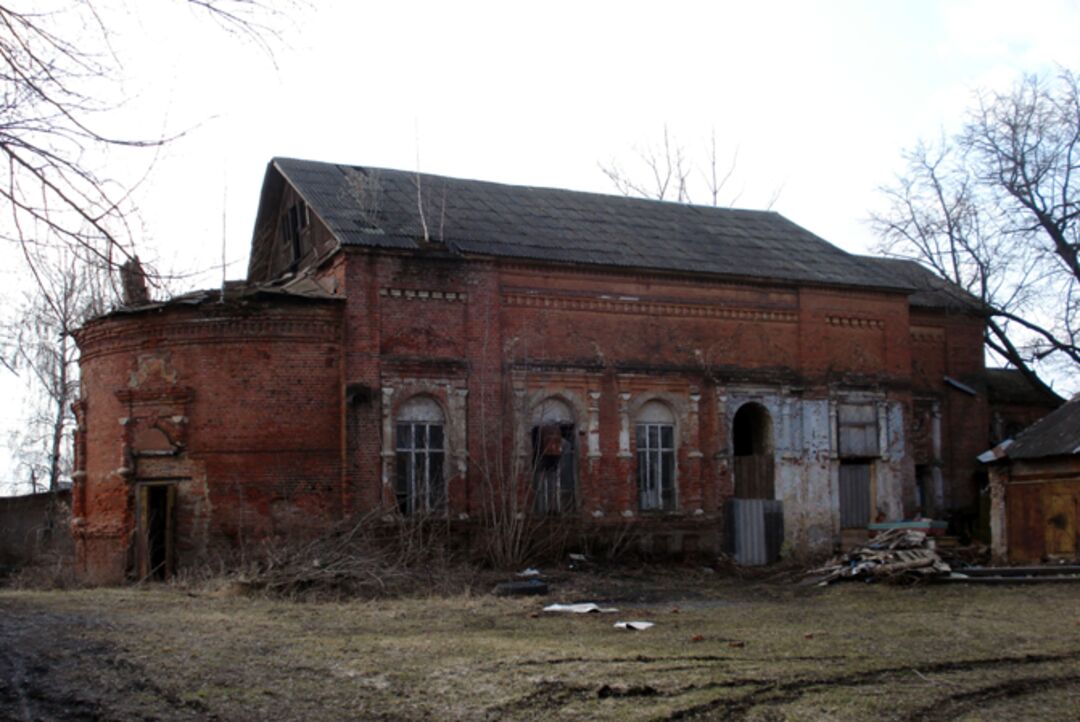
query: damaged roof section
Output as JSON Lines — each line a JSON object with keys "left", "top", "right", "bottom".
{"left": 261, "top": 157, "right": 913, "bottom": 293}
{"left": 104, "top": 273, "right": 341, "bottom": 319}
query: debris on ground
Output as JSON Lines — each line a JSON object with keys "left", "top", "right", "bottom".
{"left": 493, "top": 579, "right": 548, "bottom": 596}
{"left": 517, "top": 567, "right": 542, "bottom": 577}
{"left": 543, "top": 602, "right": 618, "bottom": 613}
{"left": 807, "top": 529, "right": 951, "bottom": 585}
{"left": 614, "top": 621, "right": 654, "bottom": 630}
{"left": 568, "top": 553, "right": 591, "bottom": 571}
{"left": 942, "top": 565, "right": 1080, "bottom": 584}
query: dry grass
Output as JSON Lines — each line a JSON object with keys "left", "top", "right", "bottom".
{"left": 2, "top": 571, "right": 1080, "bottom": 720}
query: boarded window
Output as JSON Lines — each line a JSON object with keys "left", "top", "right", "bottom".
{"left": 395, "top": 397, "right": 445, "bottom": 514}
{"left": 838, "top": 403, "right": 878, "bottom": 457}
{"left": 839, "top": 461, "right": 872, "bottom": 528}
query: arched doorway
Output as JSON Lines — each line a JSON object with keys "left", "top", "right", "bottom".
{"left": 732, "top": 402, "right": 775, "bottom": 499}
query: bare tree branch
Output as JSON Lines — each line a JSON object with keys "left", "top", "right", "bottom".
{"left": 600, "top": 125, "right": 783, "bottom": 209}
{"left": 873, "top": 69, "right": 1080, "bottom": 390}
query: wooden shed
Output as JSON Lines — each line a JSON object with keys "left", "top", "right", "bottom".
{"left": 985, "top": 396, "right": 1080, "bottom": 563}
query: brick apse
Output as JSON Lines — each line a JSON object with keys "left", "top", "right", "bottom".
{"left": 71, "top": 158, "right": 1048, "bottom": 583}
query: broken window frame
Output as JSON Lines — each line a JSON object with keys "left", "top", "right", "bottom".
{"left": 282, "top": 199, "right": 310, "bottom": 263}
{"left": 531, "top": 423, "right": 577, "bottom": 515}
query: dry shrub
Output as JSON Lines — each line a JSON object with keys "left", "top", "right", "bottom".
{"left": 206, "top": 511, "right": 483, "bottom": 601}
{"left": 4, "top": 551, "right": 78, "bottom": 590}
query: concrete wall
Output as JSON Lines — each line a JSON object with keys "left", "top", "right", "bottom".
{"left": 0, "top": 490, "right": 73, "bottom": 572}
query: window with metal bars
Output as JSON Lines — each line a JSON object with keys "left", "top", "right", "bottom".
{"left": 637, "top": 422, "right": 675, "bottom": 511}
{"left": 395, "top": 422, "right": 445, "bottom": 515}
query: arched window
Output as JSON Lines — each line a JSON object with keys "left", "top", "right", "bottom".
{"left": 395, "top": 396, "right": 445, "bottom": 514}
{"left": 636, "top": 400, "right": 676, "bottom": 511}
{"left": 530, "top": 397, "right": 576, "bottom": 514}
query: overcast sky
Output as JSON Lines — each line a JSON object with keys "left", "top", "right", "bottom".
{"left": 2, "top": 0, "right": 1079, "bottom": 493}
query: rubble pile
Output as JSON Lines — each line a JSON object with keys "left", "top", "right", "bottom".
{"left": 809, "top": 528, "right": 951, "bottom": 585}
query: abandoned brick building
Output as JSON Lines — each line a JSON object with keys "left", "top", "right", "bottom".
{"left": 71, "top": 158, "right": 1059, "bottom": 582}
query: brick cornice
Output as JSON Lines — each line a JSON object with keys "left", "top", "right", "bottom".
{"left": 502, "top": 292, "right": 798, "bottom": 323}
{"left": 826, "top": 315, "right": 885, "bottom": 330}
{"left": 77, "top": 311, "right": 341, "bottom": 361}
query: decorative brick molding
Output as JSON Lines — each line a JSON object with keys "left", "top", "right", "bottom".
{"left": 380, "top": 288, "right": 468, "bottom": 302}
{"left": 826, "top": 315, "right": 884, "bottom": 329}
{"left": 78, "top": 312, "right": 341, "bottom": 361}
{"left": 503, "top": 292, "right": 797, "bottom": 323}
{"left": 910, "top": 325, "right": 946, "bottom": 342}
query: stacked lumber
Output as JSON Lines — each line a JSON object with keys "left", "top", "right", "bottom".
{"left": 809, "top": 528, "right": 951, "bottom": 585}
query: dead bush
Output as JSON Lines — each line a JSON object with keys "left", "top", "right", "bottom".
{"left": 195, "top": 511, "right": 484, "bottom": 601}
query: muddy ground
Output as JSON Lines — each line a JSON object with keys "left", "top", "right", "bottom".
{"left": 2, "top": 568, "right": 1080, "bottom": 720}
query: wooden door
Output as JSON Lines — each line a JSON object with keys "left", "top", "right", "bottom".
{"left": 1044, "top": 489, "right": 1078, "bottom": 557}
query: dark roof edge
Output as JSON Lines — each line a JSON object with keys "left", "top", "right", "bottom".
{"left": 337, "top": 238, "right": 917, "bottom": 297}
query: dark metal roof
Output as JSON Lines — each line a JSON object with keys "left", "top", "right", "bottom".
{"left": 270, "top": 157, "right": 911, "bottom": 292}
{"left": 861, "top": 257, "right": 985, "bottom": 312}
{"left": 986, "top": 368, "right": 1064, "bottom": 408}
{"left": 1005, "top": 397, "right": 1080, "bottom": 460}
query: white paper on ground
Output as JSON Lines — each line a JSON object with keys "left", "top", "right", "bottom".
{"left": 614, "top": 621, "right": 654, "bottom": 631}
{"left": 542, "top": 603, "right": 618, "bottom": 614}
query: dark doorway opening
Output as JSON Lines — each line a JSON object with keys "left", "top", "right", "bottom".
{"left": 732, "top": 403, "right": 775, "bottom": 499}
{"left": 137, "top": 483, "right": 175, "bottom": 580}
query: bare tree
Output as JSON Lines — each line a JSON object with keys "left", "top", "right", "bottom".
{"left": 600, "top": 126, "right": 783, "bottom": 208}
{"left": 0, "top": 1, "right": 285, "bottom": 283}
{"left": 873, "top": 70, "right": 1080, "bottom": 392}
{"left": 7, "top": 248, "right": 112, "bottom": 494}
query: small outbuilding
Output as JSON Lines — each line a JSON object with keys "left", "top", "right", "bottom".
{"left": 984, "top": 396, "right": 1080, "bottom": 563}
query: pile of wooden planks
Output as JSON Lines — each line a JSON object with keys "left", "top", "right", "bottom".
{"left": 808, "top": 528, "right": 951, "bottom": 585}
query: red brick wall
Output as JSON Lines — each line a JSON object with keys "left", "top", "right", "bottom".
{"left": 74, "top": 297, "right": 343, "bottom": 583}
{"left": 76, "top": 244, "right": 996, "bottom": 578}
{"left": 909, "top": 308, "right": 990, "bottom": 512}
{"left": 351, "top": 252, "right": 921, "bottom": 527}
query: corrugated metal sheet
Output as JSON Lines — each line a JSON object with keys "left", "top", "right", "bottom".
{"left": 839, "top": 463, "right": 872, "bottom": 528}
{"left": 727, "top": 499, "right": 784, "bottom": 566}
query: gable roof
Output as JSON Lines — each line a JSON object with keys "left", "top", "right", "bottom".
{"left": 259, "top": 157, "right": 911, "bottom": 292}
